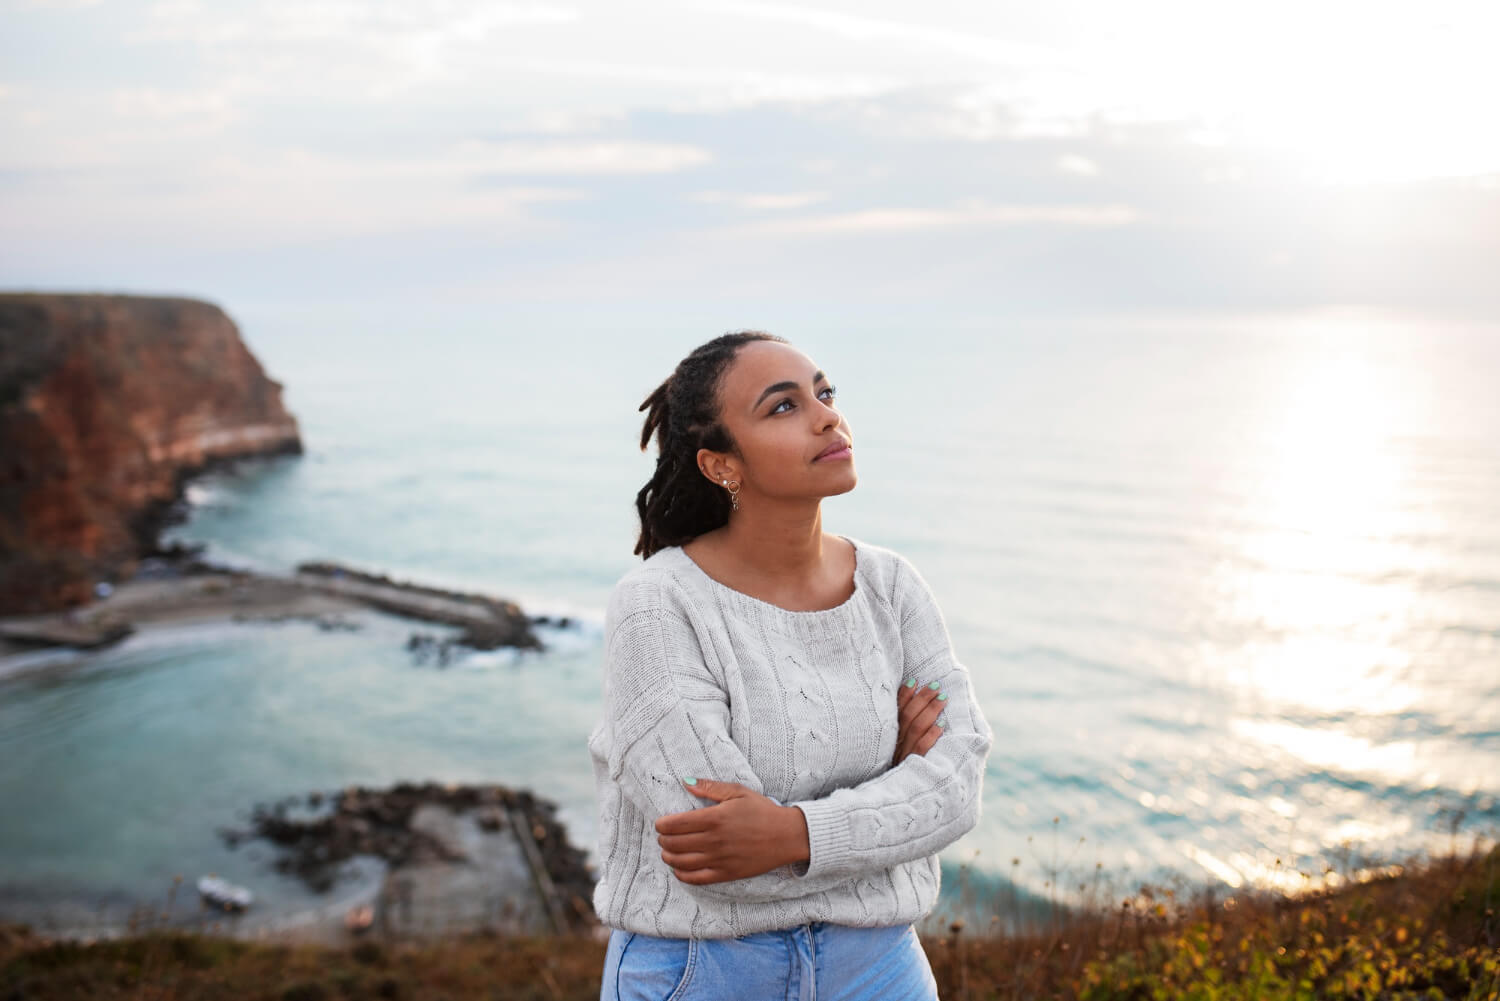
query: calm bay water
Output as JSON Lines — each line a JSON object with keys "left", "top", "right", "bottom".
{"left": 2, "top": 304, "right": 1498, "bottom": 929}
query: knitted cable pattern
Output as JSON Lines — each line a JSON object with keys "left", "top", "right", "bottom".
{"left": 587, "top": 535, "right": 995, "bottom": 938}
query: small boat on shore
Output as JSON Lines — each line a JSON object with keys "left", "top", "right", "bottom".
{"left": 197, "top": 875, "right": 253, "bottom": 912}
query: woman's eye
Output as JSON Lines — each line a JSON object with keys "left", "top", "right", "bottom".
{"left": 770, "top": 386, "right": 836, "bottom": 414}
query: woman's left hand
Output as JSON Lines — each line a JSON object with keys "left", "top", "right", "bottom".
{"left": 893, "top": 679, "right": 945, "bottom": 765}
{"left": 655, "top": 779, "right": 811, "bottom": 885}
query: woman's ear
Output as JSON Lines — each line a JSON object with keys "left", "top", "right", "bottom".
{"left": 696, "top": 447, "right": 739, "bottom": 486}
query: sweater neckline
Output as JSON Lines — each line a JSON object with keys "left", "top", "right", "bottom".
{"left": 670, "top": 534, "right": 864, "bottom": 620}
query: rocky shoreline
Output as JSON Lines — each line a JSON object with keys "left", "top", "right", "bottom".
{"left": 1, "top": 293, "right": 558, "bottom": 660}
{"left": 0, "top": 292, "right": 597, "bottom": 946}
{"left": 221, "top": 782, "right": 597, "bottom": 938}
{"left": 0, "top": 544, "right": 558, "bottom": 666}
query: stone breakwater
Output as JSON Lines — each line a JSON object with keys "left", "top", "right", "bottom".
{"left": 297, "top": 562, "right": 541, "bottom": 652}
{"left": 0, "top": 554, "right": 545, "bottom": 661}
{"left": 0, "top": 293, "right": 302, "bottom": 615}
{"left": 221, "top": 782, "right": 598, "bottom": 937}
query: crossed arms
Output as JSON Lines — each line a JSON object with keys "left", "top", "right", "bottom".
{"left": 593, "top": 559, "right": 994, "bottom": 901}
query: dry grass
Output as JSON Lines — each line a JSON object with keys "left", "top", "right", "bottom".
{"left": 0, "top": 927, "right": 609, "bottom": 1001}
{"left": 4, "top": 840, "right": 1496, "bottom": 1000}
{"left": 927, "top": 838, "right": 1500, "bottom": 1001}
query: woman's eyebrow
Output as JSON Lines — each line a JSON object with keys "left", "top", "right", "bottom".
{"left": 753, "top": 370, "right": 826, "bottom": 410}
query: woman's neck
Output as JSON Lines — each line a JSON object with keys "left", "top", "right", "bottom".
{"left": 699, "top": 503, "right": 831, "bottom": 583}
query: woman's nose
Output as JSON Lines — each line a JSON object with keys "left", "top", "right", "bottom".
{"left": 814, "top": 399, "right": 841, "bottom": 430}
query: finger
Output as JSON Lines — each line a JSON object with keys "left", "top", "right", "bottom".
{"left": 915, "top": 725, "right": 943, "bottom": 756}
{"left": 671, "top": 867, "right": 731, "bottom": 885}
{"left": 656, "top": 832, "right": 715, "bottom": 853}
{"left": 898, "top": 700, "right": 943, "bottom": 760}
{"left": 680, "top": 777, "right": 745, "bottom": 803}
{"left": 897, "top": 687, "right": 923, "bottom": 727}
{"left": 655, "top": 808, "right": 717, "bottom": 836}
{"left": 896, "top": 681, "right": 925, "bottom": 735}
{"left": 911, "top": 695, "right": 943, "bottom": 734}
{"left": 898, "top": 684, "right": 940, "bottom": 729}
{"left": 660, "top": 849, "right": 716, "bottom": 869}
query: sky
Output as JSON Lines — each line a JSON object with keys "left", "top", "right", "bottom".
{"left": 2, "top": 0, "right": 1498, "bottom": 320}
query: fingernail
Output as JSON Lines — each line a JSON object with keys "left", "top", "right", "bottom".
{"left": 904, "top": 679, "right": 916, "bottom": 688}
{"left": 928, "top": 681, "right": 941, "bottom": 690}
{"left": 683, "top": 776, "right": 697, "bottom": 786}
{"left": 937, "top": 693, "right": 949, "bottom": 702}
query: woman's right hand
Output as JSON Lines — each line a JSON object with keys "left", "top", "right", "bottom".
{"left": 893, "top": 679, "right": 946, "bottom": 765}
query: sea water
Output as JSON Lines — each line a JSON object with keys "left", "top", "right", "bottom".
{"left": 2, "top": 304, "right": 1497, "bottom": 930}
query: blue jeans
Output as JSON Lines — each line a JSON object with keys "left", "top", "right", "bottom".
{"left": 600, "top": 922, "right": 938, "bottom": 1001}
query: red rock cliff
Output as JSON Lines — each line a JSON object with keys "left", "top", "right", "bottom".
{"left": 0, "top": 294, "right": 302, "bottom": 614}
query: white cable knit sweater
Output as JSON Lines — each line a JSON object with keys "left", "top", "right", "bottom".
{"left": 588, "top": 535, "right": 995, "bottom": 938}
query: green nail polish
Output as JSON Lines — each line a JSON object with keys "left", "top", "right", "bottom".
{"left": 683, "top": 776, "right": 697, "bottom": 786}
{"left": 937, "top": 693, "right": 949, "bottom": 702}
{"left": 928, "top": 681, "right": 941, "bottom": 690}
{"left": 904, "top": 679, "right": 916, "bottom": 688}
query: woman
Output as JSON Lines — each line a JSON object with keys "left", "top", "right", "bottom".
{"left": 588, "top": 331, "right": 994, "bottom": 1000}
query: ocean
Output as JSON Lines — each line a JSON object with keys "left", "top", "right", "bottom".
{"left": 2, "top": 303, "right": 1498, "bottom": 931}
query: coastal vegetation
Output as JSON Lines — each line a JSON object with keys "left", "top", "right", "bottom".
{"left": 3, "top": 838, "right": 1493, "bottom": 1000}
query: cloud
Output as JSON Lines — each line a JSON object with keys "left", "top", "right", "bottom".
{"left": 124, "top": 2, "right": 902, "bottom": 112}
{"left": 456, "top": 140, "right": 712, "bottom": 174}
{"left": 1057, "top": 154, "right": 1099, "bottom": 176}
{"left": 2, "top": 5, "right": 1495, "bottom": 316}
{"left": 714, "top": 1, "right": 1057, "bottom": 68}
{"left": 501, "top": 109, "right": 624, "bottom": 136}
{"left": 1, "top": 147, "right": 589, "bottom": 248}
{"left": 688, "top": 190, "right": 827, "bottom": 210}
{"left": 111, "top": 87, "right": 233, "bottom": 120}
{"left": 718, "top": 201, "right": 1140, "bottom": 236}
{"left": 502, "top": 56, "right": 899, "bottom": 109}
{"left": 133, "top": 1, "right": 578, "bottom": 46}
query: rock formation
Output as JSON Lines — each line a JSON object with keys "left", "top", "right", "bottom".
{"left": 222, "top": 782, "right": 598, "bottom": 934}
{"left": 0, "top": 293, "right": 302, "bottom": 614}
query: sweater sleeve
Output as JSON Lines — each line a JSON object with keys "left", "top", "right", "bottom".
{"left": 595, "top": 573, "right": 861, "bottom": 902}
{"left": 788, "top": 554, "right": 994, "bottom": 883}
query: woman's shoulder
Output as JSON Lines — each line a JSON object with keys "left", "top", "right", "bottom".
{"left": 846, "top": 536, "right": 938, "bottom": 612}
{"left": 605, "top": 546, "right": 699, "bottom": 618}
{"left": 844, "top": 534, "right": 901, "bottom": 568}
{"left": 841, "top": 535, "right": 923, "bottom": 607}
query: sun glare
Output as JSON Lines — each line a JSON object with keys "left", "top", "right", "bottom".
{"left": 1196, "top": 315, "right": 1467, "bottom": 879}
{"left": 1219, "top": 335, "right": 1418, "bottom": 692}
{"left": 1077, "top": 1, "right": 1500, "bottom": 184}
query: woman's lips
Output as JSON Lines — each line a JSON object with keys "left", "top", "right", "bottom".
{"left": 814, "top": 444, "right": 852, "bottom": 462}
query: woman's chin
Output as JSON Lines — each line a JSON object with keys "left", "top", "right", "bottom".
{"left": 821, "top": 471, "right": 858, "bottom": 498}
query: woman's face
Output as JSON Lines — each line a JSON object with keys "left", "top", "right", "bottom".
{"left": 700, "top": 339, "right": 857, "bottom": 503}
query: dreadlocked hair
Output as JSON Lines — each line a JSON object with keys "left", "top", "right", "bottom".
{"left": 634, "top": 330, "right": 787, "bottom": 558}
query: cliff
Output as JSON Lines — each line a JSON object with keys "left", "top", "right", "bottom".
{"left": 0, "top": 293, "right": 302, "bottom": 614}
